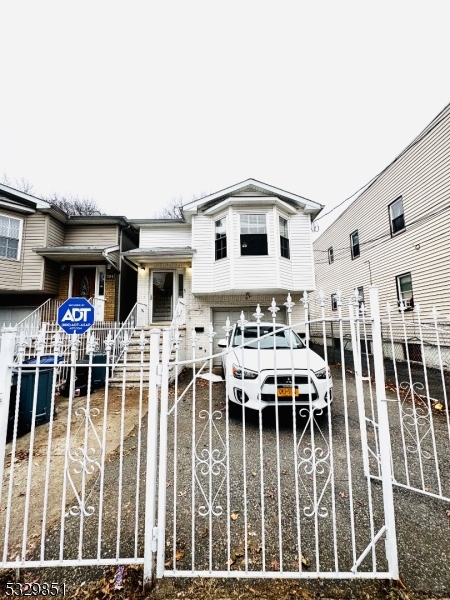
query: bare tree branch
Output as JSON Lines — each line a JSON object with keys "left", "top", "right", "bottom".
{"left": 1, "top": 173, "right": 34, "bottom": 193}
{"left": 44, "top": 193, "right": 106, "bottom": 216}
{"left": 155, "top": 192, "right": 208, "bottom": 219}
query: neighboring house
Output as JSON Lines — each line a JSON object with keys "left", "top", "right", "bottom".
{"left": 0, "top": 183, "right": 138, "bottom": 325}
{"left": 124, "top": 179, "right": 323, "bottom": 362}
{"left": 312, "top": 102, "right": 450, "bottom": 323}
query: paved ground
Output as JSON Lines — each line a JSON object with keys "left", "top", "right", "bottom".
{"left": 3, "top": 365, "right": 450, "bottom": 598}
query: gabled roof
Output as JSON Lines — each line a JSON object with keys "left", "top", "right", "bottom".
{"left": 182, "top": 178, "right": 324, "bottom": 220}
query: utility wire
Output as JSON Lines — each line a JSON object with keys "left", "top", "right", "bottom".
{"left": 314, "top": 202, "right": 450, "bottom": 264}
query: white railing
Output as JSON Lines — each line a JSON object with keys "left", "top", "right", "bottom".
{"left": 110, "top": 302, "right": 146, "bottom": 370}
{"left": 168, "top": 299, "right": 186, "bottom": 350}
{"left": 15, "top": 299, "right": 64, "bottom": 340}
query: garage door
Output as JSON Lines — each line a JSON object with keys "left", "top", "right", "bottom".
{"left": 0, "top": 307, "right": 35, "bottom": 326}
{"left": 212, "top": 306, "right": 286, "bottom": 365}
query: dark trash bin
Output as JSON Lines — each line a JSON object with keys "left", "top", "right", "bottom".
{"left": 8, "top": 365, "right": 54, "bottom": 439}
{"left": 60, "top": 359, "right": 90, "bottom": 398}
{"left": 84, "top": 352, "right": 108, "bottom": 390}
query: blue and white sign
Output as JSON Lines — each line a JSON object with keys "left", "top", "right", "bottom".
{"left": 57, "top": 297, "right": 95, "bottom": 335}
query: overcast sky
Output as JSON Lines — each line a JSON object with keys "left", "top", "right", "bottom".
{"left": 1, "top": 1, "right": 449, "bottom": 235}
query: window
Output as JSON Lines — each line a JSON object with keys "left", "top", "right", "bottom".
{"left": 396, "top": 272, "right": 414, "bottom": 310}
{"left": 350, "top": 230, "right": 360, "bottom": 259}
{"left": 279, "top": 216, "right": 290, "bottom": 259}
{"left": 328, "top": 247, "right": 334, "bottom": 264}
{"left": 0, "top": 214, "right": 21, "bottom": 260}
{"left": 389, "top": 197, "right": 405, "bottom": 235}
{"left": 240, "top": 214, "right": 268, "bottom": 256}
{"left": 356, "top": 286, "right": 364, "bottom": 310}
{"left": 331, "top": 294, "right": 338, "bottom": 311}
{"left": 178, "top": 273, "right": 184, "bottom": 298}
{"left": 98, "top": 272, "right": 105, "bottom": 295}
{"left": 215, "top": 217, "right": 227, "bottom": 260}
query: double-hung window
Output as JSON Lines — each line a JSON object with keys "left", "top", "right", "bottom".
{"left": 215, "top": 217, "right": 227, "bottom": 260}
{"left": 0, "top": 214, "right": 21, "bottom": 260}
{"left": 356, "top": 286, "right": 364, "bottom": 310}
{"left": 240, "top": 214, "right": 268, "bottom": 256}
{"left": 328, "top": 247, "right": 334, "bottom": 264}
{"left": 331, "top": 294, "right": 338, "bottom": 311}
{"left": 389, "top": 197, "right": 405, "bottom": 235}
{"left": 350, "top": 230, "right": 360, "bottom": 259}
{"left": 396, "top": 272, "right": 413, "bottom": 310}
{"left": 279, "top": 216, "right": 290, "bottom": 259}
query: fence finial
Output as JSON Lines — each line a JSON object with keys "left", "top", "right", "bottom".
{"left": 206, "top": 323, "right": 216, "bottom": 341}
{"left": 317, "top": 290, "right": 325, "bottom": 308}
{"left": 268, "top": 298, "right": 280, "bottom": 317}
{"left": 335, "top": 289, "right": 343, "bottom": 307}
{"left": 190, "top": 328, "right": 198, "bottom": 347}
{"left": 253, "top": 304, "right": 264, "bottom": 323}
{"left": 284, "top": 293, "right": 295, "bottom": 313}
{"left": 237, "top": 311, "right": 248, "bottom": 329}
{"left": 222, "top": 317, "right": 233, "bottom": 337}
{"left": 139, "top": 329, "right": 147, "bottom": 351}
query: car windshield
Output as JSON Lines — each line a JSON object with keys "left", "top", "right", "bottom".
{"left": 232, "top": 326, "right": 304, "bottom": 349}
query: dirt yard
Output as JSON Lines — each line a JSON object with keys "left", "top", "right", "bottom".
{"left": 0, "top": 386, "right": 144, "bottom": 562}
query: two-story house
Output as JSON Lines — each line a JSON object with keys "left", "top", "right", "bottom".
{"left": 0, "top": 183, "right": 138, "bottom": 325}
{"left": 124, "top": 179, "right": 323, "bottom": 362}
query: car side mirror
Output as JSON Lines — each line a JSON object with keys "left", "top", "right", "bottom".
{"left": 217, "top": 339, "right": 228, "bottom": 348}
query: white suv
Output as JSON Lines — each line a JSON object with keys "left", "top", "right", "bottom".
{"left": 218, "top": 324, "right": 333, "bottom": 414}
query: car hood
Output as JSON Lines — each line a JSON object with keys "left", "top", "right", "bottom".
{"left": 231, "top": 347, "right": 327, "bottom": 373}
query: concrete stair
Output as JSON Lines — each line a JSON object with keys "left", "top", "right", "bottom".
{"left": 109, "top": 325, "right": 184, "bottom": 386}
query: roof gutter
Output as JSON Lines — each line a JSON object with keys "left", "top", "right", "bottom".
{"left": 102, "top": 245, "right": 120, "bottom": 271}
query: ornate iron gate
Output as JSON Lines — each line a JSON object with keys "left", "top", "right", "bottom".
{"left": 151, "top": 287, "right": 399, "bottom": 580}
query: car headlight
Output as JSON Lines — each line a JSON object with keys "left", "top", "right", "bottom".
{"left": 314, "top": 367, "right": 331, "bottom": 380}
{"left": 232, "top": 364, "right": 258, "bottom": 379}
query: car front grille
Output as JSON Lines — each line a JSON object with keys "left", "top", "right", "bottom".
{"left": 263, "top": 375, "right": 311, "bottom": 385}
{"left": 260, "top": 392, "right": 318, "bottom": 403}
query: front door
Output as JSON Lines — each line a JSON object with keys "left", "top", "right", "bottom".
{"left": 151, "top": 271, "right": 174, "bottom": 322}
{"left": 72, "top": 268, "right": 96, "bottom": 299}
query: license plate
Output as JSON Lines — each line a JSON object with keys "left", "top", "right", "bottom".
{"left": 277, "top": 387, "right": 299, "bottom": 397}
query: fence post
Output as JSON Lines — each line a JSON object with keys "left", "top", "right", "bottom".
{"left": 156, "top": 329, "right": 171, "bottom": 577}
{"left": 143, "top": 328, "right": 161, "bottom": 587}
{"left": 0, "top": 326, "right": 17, "bottom": 506}
{"left": 369, "top": 285, "right": 399, "bottom": 579}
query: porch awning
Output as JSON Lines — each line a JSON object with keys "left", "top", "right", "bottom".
{"left": 33, "top": 245, "right": 120, "bottom": 268}
{"left": 123, "top": 247, "right": 195, "bottom": 266}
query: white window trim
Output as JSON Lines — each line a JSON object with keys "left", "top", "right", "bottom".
{"left": 238, "top": 212, "right": 269, "bottom": 257}
{"left": 396, "top": 272, "right": 413, "bottom": 310}
{"left": 0, "top": 213, "right": 23, "bottom": 261}
{"left": 213, "top": 214, "right": 228, "bottom": 262}
{"left": 278, "top": 214, "right": 290, "bottom": 261}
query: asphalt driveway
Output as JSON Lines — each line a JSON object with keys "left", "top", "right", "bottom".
{"left": 15, "top": 365, "right": 450, "bottom": 597}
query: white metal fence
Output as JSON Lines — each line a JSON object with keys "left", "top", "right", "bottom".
{"left": 1, "top": 286, "right": 449, "bottom": 584}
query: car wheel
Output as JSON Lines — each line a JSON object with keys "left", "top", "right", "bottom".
{"left": 316, "top": 406, "right": 329, "bottom": 419}
{"left": 227, "top": 398, "right": 241, "bottom": 419}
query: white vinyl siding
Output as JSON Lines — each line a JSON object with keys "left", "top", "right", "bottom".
{"left": 140, "top": 226, "right": 191, "bottom": 248}
{"left": 312, "top": 103, "right": 450, "bottom": 319}
{"left": 191, "top": 215, "right": 213, "bottom": 293}
{"left": 290, "top": 213, "right": 315, "bottom": 290}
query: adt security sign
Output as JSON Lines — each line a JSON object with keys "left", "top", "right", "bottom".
{"left": 57, "top": 297, "right": 95, "bottom": 335}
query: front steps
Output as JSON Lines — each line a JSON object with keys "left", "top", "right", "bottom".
{"left": 109, "top": 325, "right": 184, "bottom": 387}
